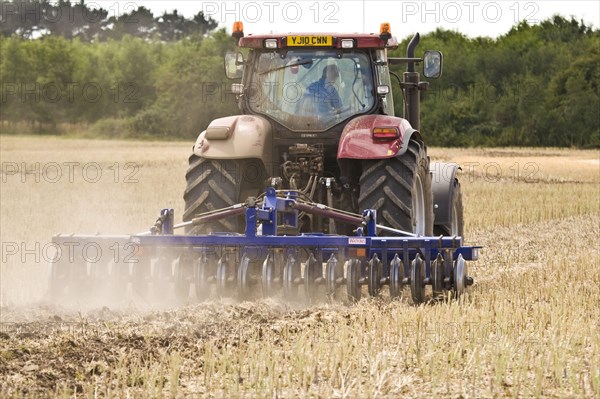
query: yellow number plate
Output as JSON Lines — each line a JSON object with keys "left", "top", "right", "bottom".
{"left": 287, "top": 36, "right": 332, "bottom": 46}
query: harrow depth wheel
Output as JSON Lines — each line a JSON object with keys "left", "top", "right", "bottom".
{"left": 346, "top": 258, "right": 362, "bottom": 302}
{"left": 367, "top": 254, "right": 383, "bottom": 297}
{"left": 410, "top": 254, "right": 425, "bottom": 304}
{"left": 388, "top": 254, "right": 404, "bottom": 299}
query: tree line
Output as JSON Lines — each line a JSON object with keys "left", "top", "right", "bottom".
{"left": 0, "top": 6, "right": 598, "bottom": 147}
{"left": 0, "top": 0, "right": 218, "bottom": 41}
{"left": 404, "top": 16, "right": 599, "bottom": 147}
{"left": 0, "top": 29, "right": 237, "bottom": 138}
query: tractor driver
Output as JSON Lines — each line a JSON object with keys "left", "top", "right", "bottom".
{"left": 305, "top": 64, "right": 343, "bottom": 115}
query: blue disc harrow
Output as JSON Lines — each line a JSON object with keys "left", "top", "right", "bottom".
{"left": 49, "top": 188, "right": 479, "bottom": 304}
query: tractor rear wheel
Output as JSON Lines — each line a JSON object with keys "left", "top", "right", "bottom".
{"left": 434, "top": 178, "right": 464, "bottom": 237}
{"left": 183, "top": 155, "right": 265, "bottom": 234}
{"left": 358, "top": 140, "right": 433, "bottom": 236}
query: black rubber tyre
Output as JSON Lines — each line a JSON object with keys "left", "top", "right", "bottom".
{"left": 434, "top": 177, "right": 464, "bottom": 237}
{"left": 359, "top": 140, "right": 434, "bottom": 236}
{"left": 183, "top": 155, "right": 265, "bottom": 234}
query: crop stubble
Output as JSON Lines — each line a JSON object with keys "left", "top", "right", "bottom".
{"left": 0, "top": 137, "right": 598, "bottom": 397}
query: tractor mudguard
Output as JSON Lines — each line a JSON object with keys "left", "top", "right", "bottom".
{"left": 337, "top": 115, "right": 419, "bottom": 159}
{"left": 193, "top": 115, "right": 273, "bottom": 161}
{"left": 430, "top": 162, "right": 460, "bottom": 231}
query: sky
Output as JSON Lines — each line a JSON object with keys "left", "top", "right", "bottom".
{"left": 122, "top": 0, "right": 600, "bottom": 38}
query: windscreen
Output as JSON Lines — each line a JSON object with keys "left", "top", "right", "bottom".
{"left": 247, "top": 50, "right": 375, "bottom": 132}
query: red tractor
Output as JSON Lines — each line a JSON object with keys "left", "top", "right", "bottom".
{"left": 47, "top": 24, "right": 473, "bottom": 305}
{"left": 183, "top": 22, "right": 463, "bottom": 239}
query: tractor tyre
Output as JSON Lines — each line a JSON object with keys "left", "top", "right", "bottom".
{"left": 434, "top": 177, "right": 464, "bottom": 237}
{"left": 183, "top": 155, "right": 265, "bottom": 235}
{"left": 358, "top": 139, "right": 433, "bottom": 236}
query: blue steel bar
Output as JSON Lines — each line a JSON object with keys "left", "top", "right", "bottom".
{"left": 52, "top": 234, "right": 480, "bottom": 261}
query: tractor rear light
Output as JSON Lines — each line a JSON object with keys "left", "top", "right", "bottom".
{"left": 232, "top": 21, "right": 244, "bottom": 38}
{"left": 341, "top": 39, "right": 354, "bottom": 48}
{"left": 264, "top": 39, "right": 278, "bottom": 49}
{"left": 372, "top": 127, "right": 399, "bottom": 141}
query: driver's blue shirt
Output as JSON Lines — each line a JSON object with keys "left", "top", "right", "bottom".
{"left": 306, "top": 78, "right": 342, "bottom": 114}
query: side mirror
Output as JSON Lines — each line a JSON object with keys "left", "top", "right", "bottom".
{"left": 423, "top": 50, "right": 443, "bottom": 79}
{"left": 224, "top": 51, "right": 244, "bottom": 79}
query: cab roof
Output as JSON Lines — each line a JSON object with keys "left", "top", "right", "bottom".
{"left": 238, "top": 33, "right": 399, "bottom": 50}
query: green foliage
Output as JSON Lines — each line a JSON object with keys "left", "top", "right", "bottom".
{"left": 0, "top": 29, "right": 238, "bottom": 138}
{"left": 390, "top": 16, "right": 599, "bottom": 147}
{"left": 0, "top": 1, "right": 217, "bottom": 41}
{"left": 130, "top": 29, "right": 238, "bottom": 138}
{"left": 0, "top": 14, "right": 598, "bottom": 147}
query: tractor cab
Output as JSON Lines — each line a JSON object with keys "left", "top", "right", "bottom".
{"left": 246, "top": 49, "right": 376, "bottom": 131}
{"left": 225, "top": 23, "right": 405, "bottom": 133}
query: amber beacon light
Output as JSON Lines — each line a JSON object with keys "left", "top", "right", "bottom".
{"left": 379, "top": 22, "right": 391, "bottom": 41}
{"left": 232, "top": 21, "right": 244, "bottom": 38}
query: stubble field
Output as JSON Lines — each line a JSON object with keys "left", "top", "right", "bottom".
{"left": 0, "top": 135, "right": 599, "bottom": 398}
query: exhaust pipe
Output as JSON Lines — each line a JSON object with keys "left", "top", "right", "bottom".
{"left": 406, "top": 33, "right": 420, "bottom": 72}
{"left": 404, "top": 33, "right": 421, "bottom": 130}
